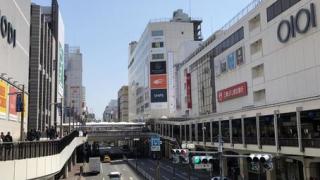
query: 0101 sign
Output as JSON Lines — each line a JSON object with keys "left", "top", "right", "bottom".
{"left": 277, "top": 3, "right": 317, "bottom": 43}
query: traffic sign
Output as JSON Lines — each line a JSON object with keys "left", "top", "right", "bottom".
{"left": 150, "top": 137, "right": 161, "bottom": 152}
{"left": 194, "top": 164, "right": 212, "bottom": 170}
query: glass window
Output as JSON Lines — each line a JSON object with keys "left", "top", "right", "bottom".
{"left": 151, "top": 30, "right": 164, "bottom": 36}
{"left": 152, "top": 42, "right": 164, "bottom": 48}
{"left": 152, "top": 53, "right": 164, "bottom": 60}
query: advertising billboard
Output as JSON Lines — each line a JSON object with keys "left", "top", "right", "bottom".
{"left": 151, "top": 89, "right": 167, "bottom": 103}
{"left": 0, "top": 80, "right": 7, "bottom": 114}
{"left": 9, "top": 86, "right": 17, "bottom": 115}
{"left": 150, "top": 61, "right": 166, "bottom": 74}
{"left": 227, "top": 52, "right": 236, "bottom": 70}
{"left": 150, "top": 74, "right": 167, "bottom": 89}
{"left": 217, "top": 82, "right": 248, "bottom": 102}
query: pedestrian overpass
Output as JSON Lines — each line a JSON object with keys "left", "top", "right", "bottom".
{"left": 0, "top": 131, "right": 87, "bottom": 180}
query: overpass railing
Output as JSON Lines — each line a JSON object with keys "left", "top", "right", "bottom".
{"left": 0, "top": 130, "right": 79, "bottom": 161}
{"left": 87, "top": 130, "right": 157, "bottom": 137}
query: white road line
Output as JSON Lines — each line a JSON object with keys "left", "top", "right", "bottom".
{"left": 161, "top": 175, "right": 170, "bottom": 180}
{"left": 129, "top": 177, "right": 133, "bottom": 180}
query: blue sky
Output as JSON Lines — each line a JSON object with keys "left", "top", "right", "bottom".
{"left": 32, "top": 0, "right": 252, "bottom": 119}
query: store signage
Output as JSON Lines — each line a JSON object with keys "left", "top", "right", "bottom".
{"left": 217, "top": 82, "right": 248, "bottom": 102}
{"left": 151, "top": 89, "right": 167, "bottom": 103}
{"left": 277, "top": 3, "right": 317, "bottom": 43}
{"left": 0, "top": 11, "right": 16, "bottom": 48}
{"left": 9, "top": 87, "right": 17, "bottom": 115}
{"left": 150, "top": 61, "right": 166, "bottom": 74}
{"left": 186, "top": 73, "right": 192, "bottom": 108}
{"left": 150, "top": 74, "right": 167, "bottom": 89}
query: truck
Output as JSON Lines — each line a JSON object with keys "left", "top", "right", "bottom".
{"left": 88, "top": 157, "right": 101, "bottom": 174}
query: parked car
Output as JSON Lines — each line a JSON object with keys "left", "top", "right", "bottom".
{"left": 108, "top": 171, "right": 121, "bottom": 180}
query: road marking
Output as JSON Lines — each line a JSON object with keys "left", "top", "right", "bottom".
{"left": 161, "top": 175, "right": 170, "bottom": 180}
{"left": 129, "top": 177, "right": 133, "bottom": 180}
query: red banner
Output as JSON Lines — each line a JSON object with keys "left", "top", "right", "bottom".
{"left": 217, "top": 82, "right": 248, "bottom": 102}
{"left": 9, "top": 86, "right": 17, "bottom": 115}
{"left": 186, "top": 73, "right": 192, "bottom": 108}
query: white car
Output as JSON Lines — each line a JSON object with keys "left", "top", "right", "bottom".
{"left": 211, "top": 177, "right": 229, "bottom": 180}
{"left": 108, "top": 171, "right": 121, "bottom": 180}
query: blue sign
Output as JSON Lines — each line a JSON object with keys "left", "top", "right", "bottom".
{"left": 227, "top": 52, "right": 236, "bottom": 70}
{"left": 150, "top": 137, "right": 161, "bottom": 152}
{"left": 16, "top": 94, "right": 23, "bottom": 112}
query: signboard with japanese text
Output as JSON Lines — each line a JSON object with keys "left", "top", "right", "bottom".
{"left": 217, "top": 82, "right": 248, "bottom": 102}
{"left": 150, "top": 74, "right": 167, "bottom": 89}
{"left": 150, "top": 61, "right": 166, "bottom": 74}
{"left": 150, "top": 137, "right": 161, "bottom": 152}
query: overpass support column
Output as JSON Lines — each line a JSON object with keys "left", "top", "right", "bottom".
{"left": 179, "top": 125, "right": 182, "bottom": 143}
{"left": 239, "top": 155, "right": 248, "bottom": 180}
{"left": 68, "top": 158, "right": 72, "bottom": 172}
{"left": 171, "top": 125, "right": 174, "bottom": 138}
{"left": 72, "top": 151, "right": 77, "bottom": 165}
{"left": 63, "top": 164, "right": 69, "bottom": 178}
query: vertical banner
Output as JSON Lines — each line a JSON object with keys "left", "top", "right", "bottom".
{"left": 9, "top": 86, "right": 17, "bottom": 116}
{"left": 227, "top": 52, "right": 236, "bottom": 70}
{"left": 0, "top": 80, "right": 7, "bottom": 114}
{"left": 186, "top": 73, "right": 192, "bottom": 108}
{"left": 168, "top": 52, "right": 175, "bottom": 113}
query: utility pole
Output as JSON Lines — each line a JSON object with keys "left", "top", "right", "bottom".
{"left": 20, "top": 85, "right": 25, "bottom": 141}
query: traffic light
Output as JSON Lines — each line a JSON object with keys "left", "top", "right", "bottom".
{"left": 192, "top": 156, "right": 214, "bottom": 164}
{"left": 171, "top": 149, "right": 189, "bottom": 164}
{"left": 247, "top": 154, "right": 273, "bottom": 171}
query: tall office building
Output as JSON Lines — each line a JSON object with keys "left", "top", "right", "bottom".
{"left": 64, "top": 45, "right": 84, "bottom": 122}
{"left": 103, "top": 100, "right": 118, "bottom": 122}
{"left": 118, "top": 86, "right": 129, "bottom": 122}
{"left": 0, "top": 0, "right": 31, "bottom": 140}
{"left": 128, "top": 9, "right": 202, "bottom": 121}
{"left": 28, "top": 0, "right": 64, "bottom": 133}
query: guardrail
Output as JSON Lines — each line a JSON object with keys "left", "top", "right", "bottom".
{"left": 0, "top": 130, "right": 79, "bottom": 161}
{"left": 127, "top": 159, "right": 155, "bottom": 180}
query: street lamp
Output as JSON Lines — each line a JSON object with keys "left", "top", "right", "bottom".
{"left": 50, "top": 97, "right": 64, "bottom": 138}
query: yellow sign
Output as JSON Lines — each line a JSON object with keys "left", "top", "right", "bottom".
{"left": 0, "top": 80, "right": 7, "bottom": 114}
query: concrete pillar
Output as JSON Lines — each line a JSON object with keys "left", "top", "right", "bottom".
{"left": 68, "top": 159, "right": 72, "bottom": 172}
{"left": 256, "top": 113, "right": 261, "bottom": 148}
{"left": 189, "top": 123, "right": 192, "bottom": 142}
{"left": 266, "top": 167, "right": 277, "bottom": 180}
{"left": 195, "top": 123, "right": 198, "bottom": 143}
{"left": 171, "top": 125, "right": 174, "bottom": 138}
{"left": 239, "top": 156, "right": 248, "bottom": 180}
{"left": 210, "top": 121, "right": 213, "bottom": 144}
{"left": 274, "top": 110, "right": 280, "bottom": 151}
{"left": 184, "top": 125, "right": 187, "bottom": 142}
{"left": 222, "top": 158, "right": 228, "bottom": 177}
{"left": 297, "top": 107, "right": 303, "bottom": 152}
{"left": 241, "top": 115, "right": 246, "bottom": 147}
{"left": 63, "top": 164, "right": 69, "bottom": 179}
{"left": 179, "top": 125, "right": 182, "bottom": 142}
{"left": 72, "top": 152, "right": 76, "bottom": 165}
{"left": 229, "top": 117, "right": 233, "bottom": 145}
{"left": 202, "top": 122, "right": 205, "bottom": 145}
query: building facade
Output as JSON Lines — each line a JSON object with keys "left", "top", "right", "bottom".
{"left": 103, "top": 99, "right": 118, "bottom": 122}
{"left": 155, "top": 0, "right": 320, "bottom": 179}
{"left": 64, "top": 45, "right": 84, "bottom": 123}
{"left": 0, "top": 0, "right": 31, "bottom": 140}
{"left": 118, "top": 86, "right": 129, "bottom": 122}
{"left": 128, "top": 9, "right": 202, "bottom": 121}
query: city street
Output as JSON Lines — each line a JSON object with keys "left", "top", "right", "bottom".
{"left": 129, "top": 158, "right": 211, "bottom": 180}
{"left": 84, "top": 160, "right": 142, "bottom": 180}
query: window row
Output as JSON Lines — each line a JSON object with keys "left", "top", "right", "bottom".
{"left": 216, "top": 46, "right": 245, "bottom": 75}
{"left": 152, "top": 42, "right": 164, "bottom": 48}
{"left": 267, "top": 0, "right": 301, "bottom": 22}
{"left": 152, "top": 53, "right": 164, "bottom": 60}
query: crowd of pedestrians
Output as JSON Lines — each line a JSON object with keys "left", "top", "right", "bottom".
{"left": 26, "top": 127, "right": 57, "bottom": 141}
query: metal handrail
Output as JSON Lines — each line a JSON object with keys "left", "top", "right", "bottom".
{"left": 0, "top": 130, "right": 79, "bottom": 161}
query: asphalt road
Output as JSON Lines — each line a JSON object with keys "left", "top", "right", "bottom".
{"left": 84, "top": 160, "right": 142, "bottom": 180}
{"left": 130, "top": 158, "right": 212, "bottom": 180}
